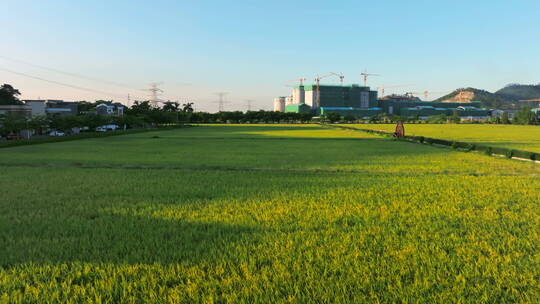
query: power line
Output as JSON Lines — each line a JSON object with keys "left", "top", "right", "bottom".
{"left": 0, "top": 55, "right": 188, "bottom": 102}
{"left": 0, "top": 55, "right": 140, "bottom": 91}
{"left": 0, "top": 55, "right": 200, "bottom": 105}
{"left": 0, "top": 66, "right": 143, "bottom": 101}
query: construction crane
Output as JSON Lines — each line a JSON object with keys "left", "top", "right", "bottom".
{"left": 421, "top": 90, "right": 451, "bottom": 100}
{"left": 287, "top": 78, "right": 307, "bottom": 86}
{"left": 314, "top": 73, "right": 339, "bottom": 108}
{"left": 377, "top": 84, "right": 415, "bottom": 98}
{"left": 360, "top": 70, "right": 380, "bottom": 86}
{"left": 407, "top": 90, "right": 450, "bottom": 100}
{"left": 329, "top": 72, "right": 345, "bottom": 85}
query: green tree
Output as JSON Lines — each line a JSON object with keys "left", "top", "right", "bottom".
{"left": 344, "top": 114, "right": 356, "bottom": 123}
{"left": 162, "top": 101, "right": 180, "bottom": 112}
{"left": 501, "top": 111, "right": 510, "bottom": 124}
{"left": 48, "top": 115, "right": 84, "bottom": 132}
{"left": 300, "top": 113, "right": 314, "bottom": 123}
{"left": 182, "top": 102, "right": 194, "bottom": 113}
{"left": 113, "top": 114, "right": 144, "bottom": 129}
{"left": 512, "top": 107, "right": 538, "bottom": 125}
{"left": 76, "top": 101, "right": 97, "bottom": 113}
{"left": 450, "top": 110, "right": 461, "bottom": 123}
{"left": 129, "top": 101, "right": 152, "bottom": 114}
{"left": 325, "top": 112, "right": 342, "bottom": 123}
{"left": 78, "top": 114, "right": 111, "bottom": 130}
{"left": 0, "top": 84, "right": 23, "bottom": 105}
{"left": 0, "top": 113, "right": 26, "bottom": 136}
{"left": 28, "top": 115, "right": 49, "bottom": 135}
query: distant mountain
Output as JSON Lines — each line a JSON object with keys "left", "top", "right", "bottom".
{"left": 435, "top": 88, "right": 513, "bottom": 109}
{"left": 495, "top": 84, "right": 540, "bottom": 101}
{"left": 434, "top": 84, "right": 540, "bottom": 109}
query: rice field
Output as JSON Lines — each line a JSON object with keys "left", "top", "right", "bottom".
{"left": 342, "top": 123, "right": 540, "bottom": 153}
{"left": 1, "top": 124, "right": 539, "bottom": 303}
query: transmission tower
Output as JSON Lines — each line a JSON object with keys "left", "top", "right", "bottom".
{"left": 245, "top": 99, "right": 254, "bottom": 111}
{"left": 214, "top": 92, "right": 229, "bottom": 112}
{"left": 145, "top": 82, "right": 164, "bottom": 107}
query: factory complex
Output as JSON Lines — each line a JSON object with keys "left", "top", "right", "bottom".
{"left": 274, "top": 84, "right": 489, "bottom": 120}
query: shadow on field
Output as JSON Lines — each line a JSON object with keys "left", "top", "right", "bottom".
{"left": 1, "top": 212, "right": 261, "bottom": 266}
{"left": 0, "top": 137, "right": 449, "bottom": 171}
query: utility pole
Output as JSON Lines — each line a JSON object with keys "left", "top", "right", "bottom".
{"left": 127, "top": 93, "right": 131, "bottom": 107}
{"left": 214, "top": 92, "right": 228, "bottom": 112}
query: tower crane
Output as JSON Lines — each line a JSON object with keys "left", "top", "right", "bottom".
{"left": 360, "top": 70, "right": 380, "bottom": 86}
{"left": 329, "top": 72, "right": 345, "bottom": 84}
{"left": 407, "top": 90, "right": 451, "bottom": 100}
{"left": 377, "top": 84, "right": 415, "bottom": 98}
{"left": 314, "top": 73, "right": 342, "bottom": 108}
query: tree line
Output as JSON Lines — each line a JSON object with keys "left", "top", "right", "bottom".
{"left": 1, "top": 83, "right": 537, "bottom": 137}
{"left": 0, "top": 84, "right": 315, "bottom": 137}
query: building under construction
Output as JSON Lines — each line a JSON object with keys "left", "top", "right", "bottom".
{"left": 275, "top": 84, "right": 381, "bottom": 118}
{"left": 276, "top": 84, "right": 489, "bottom": 120}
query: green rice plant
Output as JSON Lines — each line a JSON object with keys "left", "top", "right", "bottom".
{"left": 340, "top": 123, "right": 540, "bottom": 153}
{"left": 1, "top": 124, "right": 539, "bottom": 303}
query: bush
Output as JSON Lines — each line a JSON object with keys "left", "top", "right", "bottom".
{"left": 512, "top": 150, "right": 535, "bottom": 160}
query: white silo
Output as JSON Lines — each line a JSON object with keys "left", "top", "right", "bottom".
{"left": 285, "top": 96, "right": 293, "bottom": 105}
{"left": 273, "top": 97, "right": 285, "bottom": 112}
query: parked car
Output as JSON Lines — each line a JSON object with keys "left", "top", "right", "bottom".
{"left": 96, "top": 124, "right": 119, "bottom": 132}
{"left": 49, "top": 131, "right": 65, "bottom": 136}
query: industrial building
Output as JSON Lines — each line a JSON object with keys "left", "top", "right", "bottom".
{"left": 275, "top": 84, "right": 489, "bottom": 120}
{"left": 23, "top": 99, "right": 78, "bottom": 116}
{"left": 276, "top": 84, "right": 381, "bottom": 118}
{"left": 273, "top": 97, "right": 285, "bottom": 112}
{"left": 0, "top": 105, "right": 31, "bottom": 117}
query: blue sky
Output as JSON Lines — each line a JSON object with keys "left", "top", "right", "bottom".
{"left": 1, "top": 0, "right": 539, "bottom": 111}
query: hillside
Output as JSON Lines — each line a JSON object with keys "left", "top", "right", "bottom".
{"left": 435, "top": 88, "right": 513, "bottom": 109}
{"left": 496, "top": 84, "right": 540, "bottom": 101}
